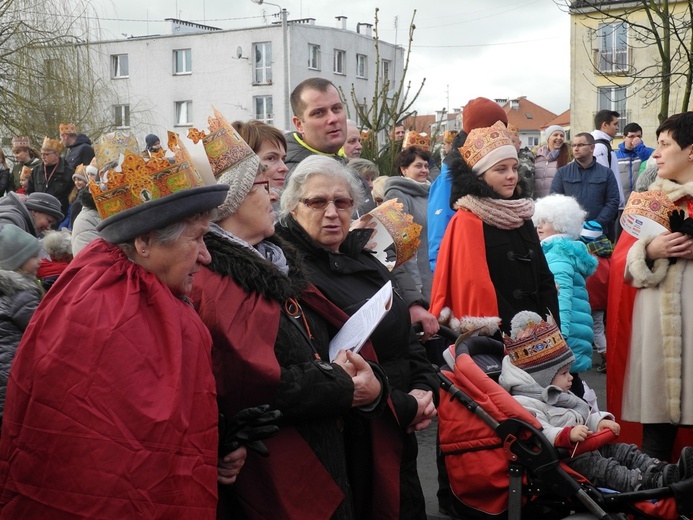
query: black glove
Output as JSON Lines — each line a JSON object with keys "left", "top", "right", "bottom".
{"left": 218, "top": 405, "right": 282, "bottom": 458}
{"left": 669, "top": 209, "right": 687, "bottom": 233}
{"left": 680, "top": 217, "right": 693, "bottom": 236}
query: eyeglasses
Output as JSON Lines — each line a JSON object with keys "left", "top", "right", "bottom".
{"left": 300, "top": 197, "right": 354, "bottom": 211}
{"left": 40, "top": 151, "right": 56, "bottom": 156}
{"left": 252, "top": 180, "right": 271, "bottom": 194}
{"left": 571, "top": 143, "right": 591, "bottom": 148}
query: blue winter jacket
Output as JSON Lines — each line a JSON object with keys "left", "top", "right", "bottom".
{"left": 541, "top": 237, "right": 598, "bottom": 373}
{"left": 426, "top": 162, "right": 455, "bottom": 272}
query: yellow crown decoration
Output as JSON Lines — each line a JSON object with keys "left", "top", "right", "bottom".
{"left": 402, "top": 131, "right": 431, "bottom": 152}
{"left": 42, "top": 136, "right": 64, "bottom": 154}
{"left": 366, "top": 199, "right": 422, "bottom": 270}
{"left": 59, "top": 123, "right": 77, "bottom": 135}
{"left": 188, "top": 106, "right": 256, "bottom": 180}
{"left": 459, "top": 121, "right": 512, "bottom": 170}
{"left": 443, "top": 130, "right": 458, "bottom": 144}
{"left": 89, "top": 131, "right": 206, "bottom": 220}
{"left": 621, "top": 190, "right": 677, "bottom": 239}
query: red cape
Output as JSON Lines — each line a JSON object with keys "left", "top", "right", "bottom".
{"left": 192, "top": 269, "right": 401, "bottom": 520}
{"left": 0, "top": 240, "right": 218, "bottom": 519}
{"left": 606, "top": 233, "right": 693, "bottom": 455}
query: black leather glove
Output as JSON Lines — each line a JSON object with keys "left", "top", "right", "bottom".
{"left": 680, "top": 217, "right": 693, "bottom": 236}
{"left": 218, "top": 405, "right": 282, "bottom": 458}
{"left": 669, "top": 209, "right": 687, "bottom": 233}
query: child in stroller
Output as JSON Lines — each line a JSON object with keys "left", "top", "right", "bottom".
{"left": 499, "top": 311, "right": 693, "bottom": 492}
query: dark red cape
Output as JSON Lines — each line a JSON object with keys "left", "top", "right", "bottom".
{"left": 0, "top": 240, "right": 218, "bottom": 518}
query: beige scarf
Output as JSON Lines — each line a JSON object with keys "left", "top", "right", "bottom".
{"left": 453, "top": 195, "right": 535, "bottom": 230}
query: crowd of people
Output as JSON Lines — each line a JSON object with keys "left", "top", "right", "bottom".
{"left": 0, "top": 75, "right": 692, "bottom": 519}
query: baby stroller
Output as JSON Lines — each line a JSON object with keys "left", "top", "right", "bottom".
{"left": 435, "top": 331, "right": 693, "bottom": 520}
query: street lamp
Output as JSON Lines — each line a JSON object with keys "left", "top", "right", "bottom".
{"left": 251, "top": 0, "right": 290, "bottom": 131}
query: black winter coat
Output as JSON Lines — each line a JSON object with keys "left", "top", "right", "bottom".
{"left": 65, "top": 134, "right": 95, "bottom": 170}
{"left": 28, "top": 158, "right": 74, "bottom": 216}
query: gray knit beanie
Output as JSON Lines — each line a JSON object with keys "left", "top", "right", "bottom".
{"left": 0, "top": 223, "right": 41, "bottom": 271}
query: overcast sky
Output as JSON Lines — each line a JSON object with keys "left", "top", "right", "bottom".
{"left": 91, "top": 0, "right": 571, "bottom": 117}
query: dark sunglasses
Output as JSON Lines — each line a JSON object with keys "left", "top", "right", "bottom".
{"left": 300, "top": 197, "right": 354, "bottom": 211}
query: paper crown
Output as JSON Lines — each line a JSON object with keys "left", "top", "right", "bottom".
{"left": 507, "top": 124, "right": 519, "bottom": 137}
{"left": 89, "top": 131, "right": 206, "bottom": 220}
{"left": 459, "top": 121, "right": 515, "bottom": 174}
{"left": 20, "top": 166, "right": 32, "bottom": 179}
{"left": 443, "top": 130, "right": 458, "bottom": 144}
{"left": 402, "top": 131, "right": 431, "bottom": 152}
{"left": 503, "top": 311, "right": 574, "bottom": 388}
{"left": 11, "top": 136, "right": 31, "bottom": 149}
{"left": 620, "top": 190, "right": 677, "bottom": 239}
{"left": 59, "top": 123, "right": 77, "bottom": 135}
{"left": 363, "top": 199, "right": 422, "bottom": 270}
{"left": 42, "top": 137, "right": 64, "bottom": 154}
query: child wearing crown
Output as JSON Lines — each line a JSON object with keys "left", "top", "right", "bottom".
{"left": 499, "top": 311, "right": 692, "bottom": 491}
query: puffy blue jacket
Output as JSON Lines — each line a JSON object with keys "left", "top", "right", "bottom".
{"left": 426, "top": 163, "right": 455, "bottom": 272}
{"left": 541, "top": 237, "right": 598, "bottom": 373}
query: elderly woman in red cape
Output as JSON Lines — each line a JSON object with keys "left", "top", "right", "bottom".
{"left": 0, "top": 132, "right": 229, "bottom": 518}
{"left": 607, "top": 112, "right": 693, "bottom": 462}
{"left": 189, "top": 115, "right": 399, "bottom": 520}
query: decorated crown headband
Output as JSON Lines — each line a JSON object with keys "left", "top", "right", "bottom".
{"left": 459, "top": 121, "right": 512, "bottom": 169}
{"left": 402, "top": 131, "right": 431, "bottom": 152}
{"left": 503, "top": 314, "right": 568, "bottom": 369}
{"left": 366, "top": 199, "right": 422, "bottom": 270}
{"left": 89, "top": 131, "right": 205, "bottom": 220}
{"left": 59, "top": 123, "right": 77, "bottom": 135}
{"left": 42, "top": 137, "right": 64, "bottom": 153}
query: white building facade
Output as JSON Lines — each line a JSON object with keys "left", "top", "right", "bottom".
{"left": 87, "top": 17, "right": 404, "bottom": 139}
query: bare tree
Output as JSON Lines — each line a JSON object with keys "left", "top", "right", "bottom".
{"left": 345, "top": 8, "right": 427, "bottom": 176}
{"left": 560, "top": 0, "right": 693, "bottom": 123}
{"left": 0, "top": 0, "right": 114, "bottom": 146}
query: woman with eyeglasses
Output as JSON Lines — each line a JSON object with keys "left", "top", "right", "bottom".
{"left": 277, "top": 154, "right": 438, "bottom": 520}
{"left": 190, "top": 121, "right": 399, "bottom": 519}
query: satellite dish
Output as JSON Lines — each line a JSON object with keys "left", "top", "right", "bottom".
{"left": 236, "top": 46, "right": 243, "bottom": 59}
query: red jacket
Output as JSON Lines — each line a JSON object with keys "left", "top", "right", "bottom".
{"left": 0, "top": 240, "right": 218, "bottom": 519}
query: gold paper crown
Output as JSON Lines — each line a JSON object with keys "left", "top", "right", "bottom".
{"left": 443, "top": 130, "right": 458, "bottom": 144}
{"left": 59, "top": 123, "right": 77, "bottom": 135}
{"left": 622, "top": 190, "right": 677, "bottom": 231}
{"left": 188, "top": 107, "right": 256, "bottom": 180}
{"left": 403, "top": 131, "right": 431, "bottom": 152}
{"left": 459, "top": 121, "right": 512, "bottom": 170}
{"left": 42, "top": 136, "right": 64, "bottom": 154}
{"left": 11, "top": 136, "right": 31, "bottom": 149}
{"left": 367, "top": 199, "right": 422, "bottom": 269}
{"left": 507, "top": 124, "right": 519, "bottom": 137}
{"left": 89, "top": 131, "right": 206, "bottom": 220}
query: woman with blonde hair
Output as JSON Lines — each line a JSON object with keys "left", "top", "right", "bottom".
{"left": 533, "top": 125, "right": 570, "bottom": 198}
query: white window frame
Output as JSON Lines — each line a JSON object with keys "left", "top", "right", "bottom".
{"left": 254, "top": 96, "right": 273, "bottom": 125}
{"left": 173, "top": 49, "right": 192, "bottom": 75}
{"left": 111, "top": 54, "right": 129, "bottom": 78}
{"left": 381, "top": 59, "right": 391, "bottom": 81}
{"left": 175, "top": 100, "right": 193, "bottom": 126}
{"left": 114, "top": 104, "right": 130, "bottom": 128}
{"left": 598, "top": 86, "right": 627, "bottom": 135}
{"left": 356, "top": 54, "right": 367, "bottom": 79}
{"left": 308, "top": 44, "right": 320, "bottom": 70}
{"left": 333, "top": 49, "right": 346, "bottom": 75}
{"left": 253, "top": 42, "right": 272, "bottom": 84}
{"left": 597, "top": 22, "right": 628, "bottom": 74}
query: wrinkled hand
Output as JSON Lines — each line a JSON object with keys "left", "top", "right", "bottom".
{"left": 218, "top": 405, "right": 282, "bottom": 458}
{"left": 597, "top": 419, "right": 621, "bottom": 436}
{"left": 409, "top": 305, "right": 440, "bottom": 342}
{"left": 218, "top": 446, "right": 247, "bottom": 485}
{"left": 569, "top": 425, "right": 591, "bottom": 443}
{"left": 407, "top": 389, "right": 437, "bottom": 433}
{"left": 342, "top": 350, "right": 382, "bottom": 408}
{"left": 645, "top": 231, "right": 693, "bottom": 260}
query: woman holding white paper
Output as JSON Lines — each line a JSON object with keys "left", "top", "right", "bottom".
{"left": 189, "top": 120, "right": 399, "bottom": 520}
{"left": 277, "top": 155, "right": 438, "bottom": 520}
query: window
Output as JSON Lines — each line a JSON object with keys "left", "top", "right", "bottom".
{"left": 111, "top": 54, "right": 129, "bottom": 78}
{"left": 333, "top": 49, "right": 346, "bottom": 75}
{"left": 526, "top": 136, "right": 539, "bottom": 147}
{"left": 308, "top": 44, "right": 320, "bottom": 70}
{"left": 254, "top": 96, "right": 273, "bottom": 125}
{"left": 175, "top": 101, "right": 193, "bottom": 126}
{"left": 597, "top": 23, "right": 628, "bottom": 73}
{"left": 253, "top": 42, "right": 272, "bottom": 84}
{"left": 598, "top": 86, "right": 627, "bottom": 134}
{"left": 381, "top": 59, "right": 391, "bottom": 81}
{"left": 173, "top": 49, "right": 192, "bottom": 75}
{"left": 356, "top": 54, "right": 367, "bottom": 79}
{"left": 114, "top": 104, "right": 130, "bottom": 128}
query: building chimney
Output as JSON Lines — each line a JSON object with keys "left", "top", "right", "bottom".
{"left": 357, "top": 22, "right": 373, "bottom": 36}
{"left": 336, "top": 16, "right": 347, "bottom": 30}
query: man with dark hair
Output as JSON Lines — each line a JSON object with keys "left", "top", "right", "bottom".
{"left": 592, "top": 110, "right": 625, "bottom": 210}
{"left": 285, "top": 77, "right": 346, "bottom": 174}
{"left": 59, "top": 123, "right": 95, "bottom": 170}
{"left": 550, "top": 132, "right": 620, "bottom": 239}
{"left": 616, "top": 122, "right": 654, "bottom": 202}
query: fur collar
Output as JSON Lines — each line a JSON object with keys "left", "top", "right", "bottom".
{"left": 0, "top": 270, "right": 40, "bottom": 297}
{"left": 651, "top": 177, "right": 693, "bottom": 200}
{"left": 449, "top": 156, "right": 530, "bottom": 203}
{"left": 204, "top": 232, "right": 309, "bottom": 302}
